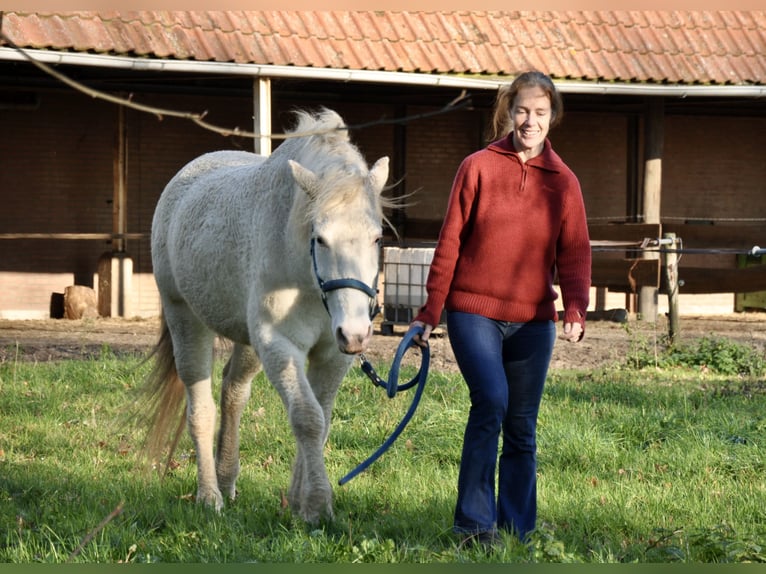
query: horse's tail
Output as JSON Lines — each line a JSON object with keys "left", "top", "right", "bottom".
{"left": 140, "top": 312, "right": 187, "bottom": 475}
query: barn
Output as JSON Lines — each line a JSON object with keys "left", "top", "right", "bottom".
{"left": 1, "top": 11, "right": 765, "bottom": 321}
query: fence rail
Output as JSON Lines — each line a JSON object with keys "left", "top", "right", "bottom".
{"left": 0, "top": 233, "right": 147, "bottom": 240}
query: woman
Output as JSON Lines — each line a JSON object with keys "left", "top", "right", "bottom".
{"left": 410, "top": 71, "right": 591, "bottom": 545}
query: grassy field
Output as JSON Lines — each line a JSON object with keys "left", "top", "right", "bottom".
{"left": 0, "top": 336, "right": 764, "bottom": 563}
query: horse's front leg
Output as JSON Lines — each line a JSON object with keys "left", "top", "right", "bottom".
{"left": 289, "top": 348, "right": 353, "bottom": 522}
{"left": 260, "top": 342, "right": 340, "bottom": 524}
{"left": 306, "top": 346, "right": 352, "bottom": 451}
{"left": 216, "top": 344, "right": 261, "bottom": 499}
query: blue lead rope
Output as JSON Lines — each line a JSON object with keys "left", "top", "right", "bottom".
{"left": 338, "top": 326, "right": 430, "bottom": 486}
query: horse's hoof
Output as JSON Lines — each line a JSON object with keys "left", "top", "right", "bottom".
{"left": 196, "top": 487, "right": 224, "bottom": 512}
{"left": 300, "top": 505, "right": 334, "bottom": 525}
{"left": 217, "top": 479, "right": 238, "bottom": 500}
{"left": 287, "top": 490, "right": 334, "bottom": 524}
{"left": 301, "top": 496, "right": 335, "bottom": 524}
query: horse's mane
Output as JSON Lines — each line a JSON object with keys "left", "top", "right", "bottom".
{"left": 288, "top": 108, "right": 354, "bottom": 157}
{"left": 280, "top": 108, "right": 400, "bottom": 226}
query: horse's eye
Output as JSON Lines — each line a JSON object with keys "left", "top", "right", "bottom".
{"left": 315, "top": 236, "right": 327, "bottom": 247}
{"left": 374, "top": 236, "right": 383, "bottom": 246}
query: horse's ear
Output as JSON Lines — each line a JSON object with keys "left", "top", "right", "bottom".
{"left": 368, "top": 157, "right": 389, "bottom": 195}
{"left": 289, "top": 159, "right": 319, "bottom": 198}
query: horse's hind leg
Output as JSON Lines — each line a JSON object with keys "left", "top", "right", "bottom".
{"left": 162, "top": 303, "right": 220, "bottom": 509}
{"left": 216, "top": 344, "right": 261, "bottom": 499}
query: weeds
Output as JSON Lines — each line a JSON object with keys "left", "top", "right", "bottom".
{"left": 626, "top": 334, "right": 766, "bottom": 376}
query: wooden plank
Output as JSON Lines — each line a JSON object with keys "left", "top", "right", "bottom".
{"left": 672, "top": 264, "right": 766, "bottom": 294}
{"left": 401, "top": 221, "right": 666, "bottom": 245}
{"left": 588, "top": 223, "right": 661, "bottom": 243}
{"left": 588, "top": 224, "right": 662, "bottom": 291}
{"left": 591, "top": 259, "right": 660, "bottom": 290}
{"left": 0, "top": 233, "right": 146, "bottom": 240}
{"left": 662, "top": 223, "right": 765, "bottom": 249}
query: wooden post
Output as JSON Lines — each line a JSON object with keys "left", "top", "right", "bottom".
{"left": 639, "top": 98, "right": 664, "bottom": 321}
{"left": 253, "top": 77, "right": 272, "bottom": 156}
{"left": 113, "top": 105, "right": 128, "bottom": 253}
{"left": 663, "top": 232, "right": 679, "bottom": 344}
{"left": 595, "top": 287, "right": 606, "bottom": 311}
{"left": 99, "top": 105, "right": 133, "bottom": 317}
{"left": 97, "top": 251, "right": 133, "bottom": 318}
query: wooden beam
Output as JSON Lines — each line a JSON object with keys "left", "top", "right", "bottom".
{"left": 671, "top": 265, "right": 766, "bottom": 294}
{"left": 639, "top": 99, "right": 664, "bottom": 320}
{"left": 253, "top": 77, "right": 272, "bottom": 156}
{"left": 591, "top": 259, "right": 660, "bottom": 290}
{"left": 588, "top": 223, "right": 662, "bottom": 244}
{"left": 0, "top": 233, "right": 146, "bottom": 240}
{"left": 661, "top": 223, "right": 765, "bottom": 249}
{"left": 642, "top": 99, "right": 664, "bottom": 225}
{"left": 113, "top": 105, "right": 128, "bottom": 253}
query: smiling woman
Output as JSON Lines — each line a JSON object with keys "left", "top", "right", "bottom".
{"left": 407, "top": 70, "right": 592, "bottom": 545}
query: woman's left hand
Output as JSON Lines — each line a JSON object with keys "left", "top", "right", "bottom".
{"left": 559, "top": 322, "right": 583, "bottom": 343}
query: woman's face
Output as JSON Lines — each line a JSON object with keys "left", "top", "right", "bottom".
{"left": 510, "top": 85, "right": 552, "bottom": 158}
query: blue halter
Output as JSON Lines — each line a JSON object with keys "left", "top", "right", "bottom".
{"left": 338, "top": 325, "right": 430, "bottom": 485}
{"left": 310, "top": 236, "right": 380, "bottom": 320}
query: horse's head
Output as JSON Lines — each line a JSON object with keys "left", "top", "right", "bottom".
{"left": 290, "top": 155, "right": 389, "bottom": 355}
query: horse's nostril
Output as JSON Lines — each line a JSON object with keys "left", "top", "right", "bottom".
{"left": 335, "top": 326, "right": 348, "bottom": 346}
{"left": 336, "top": 326, "right": 371, "bottom": 354}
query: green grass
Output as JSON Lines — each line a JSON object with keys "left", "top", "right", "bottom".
{"left": 0, "top": 339, "right": 764, "bottom": 563}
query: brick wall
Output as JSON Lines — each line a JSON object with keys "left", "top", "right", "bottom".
{"left": 2, "top": 91, "right": 764, "bottom": 319}
{"left": 552, "top": 112, "right": 630, "bottom": 221}
{"left": 663, "top": 114, "right": 766, "bottom": 272}
{"left": 403, "top": 106, "right": 482, "bottom": 224}
{"left": 0, "top": 89, "right": 256, "bottom": 317}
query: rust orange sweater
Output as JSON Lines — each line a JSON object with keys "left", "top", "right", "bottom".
{"left": 414, "top": 135, "right": 592, "bottom": 330}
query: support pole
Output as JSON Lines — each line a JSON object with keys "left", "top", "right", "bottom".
{"left": 253, "top": 77, "right": 272, "bottom": 156}
{"left": 639, "top": 98, "right": 664, "bottom": 321}
{"left": 663, "top": 232, "right": 679, "bottom": 344}
{"left": 99, "top": 104, "right": 133, "bottom": 318}
{"left": 113, "top": 105, "right": 128, "bottom": 254}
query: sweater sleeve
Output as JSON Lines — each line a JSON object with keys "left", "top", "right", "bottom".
{"left": 556, "top": 174, "right": 592, "bottom": 334}
{"left": 413, "top": 156, "right": 478, "bottom": 327}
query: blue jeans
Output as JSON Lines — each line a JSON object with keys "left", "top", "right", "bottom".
{"left": 448, "top": 311, "right": 555, "bottom": 541}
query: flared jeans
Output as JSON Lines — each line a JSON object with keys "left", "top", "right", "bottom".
{"left": 447, "top": 311, "right": 555, "bottom": 541}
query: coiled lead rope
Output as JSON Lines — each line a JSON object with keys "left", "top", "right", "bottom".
{"left": 338, "top": 326, "right": 430, "bottom": 485}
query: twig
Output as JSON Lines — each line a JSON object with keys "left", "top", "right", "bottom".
{"left": 67, "top": 501, "right": 125, "bottom": 562}
{"left": 645, "top": 527, "right": 684, "bottom": 552}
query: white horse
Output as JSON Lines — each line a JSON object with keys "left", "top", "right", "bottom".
{"left": 141, "top": 108, "right": 390, "bottom": 523}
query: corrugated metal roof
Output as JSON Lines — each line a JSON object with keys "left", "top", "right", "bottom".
{"left": 2, "top": 10, "right": 765, "bottom": 85}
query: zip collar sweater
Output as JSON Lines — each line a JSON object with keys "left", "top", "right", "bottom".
{"left": 414, "top": 134, "right": 592, "bottom": 331}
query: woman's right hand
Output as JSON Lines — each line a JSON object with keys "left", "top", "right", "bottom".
{"left": 409, "top": 320, "right": 433, "bottom": 347}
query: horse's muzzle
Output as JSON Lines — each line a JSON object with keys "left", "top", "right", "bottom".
{"left": 336, "top": 324, "right": 373, "bottom": 355}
